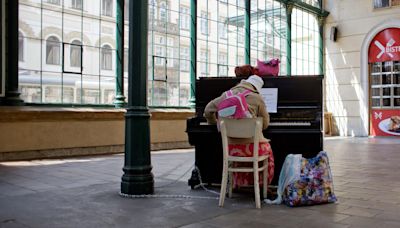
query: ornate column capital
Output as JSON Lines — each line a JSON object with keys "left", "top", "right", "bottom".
{"left": 286, "top": 3, "right": 294, "bottom": 15}
{"left": 317, "top": 15, "right": 325, "bottom": 27}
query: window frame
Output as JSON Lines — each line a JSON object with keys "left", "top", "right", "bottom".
{"left": 370, "top": 61, "right": 400, "bottom": 109}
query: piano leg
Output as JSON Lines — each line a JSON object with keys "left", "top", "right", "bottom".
{"left": 188, "top": 168, "right": 200, "bottom": 189}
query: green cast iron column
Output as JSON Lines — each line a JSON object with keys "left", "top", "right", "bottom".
{"left": 0, "top": 0, "right": 23, "bottom": 105}
{"left": 245, "top": 0, "right": 250, "bottom": 64}
{"left": 318, "top": 15, "right": 324, "bottom": 76}
{"left": 189, "top": 0, "right": 197, "bottom": 108}
{"left": 114, "top": 0, "right": 126, "bottom": 108}
{"left": 121, "top": 0, "right": 154, "bottom": 195}
{"left": 285, "top": 3, "right": 293, "bottom": 76}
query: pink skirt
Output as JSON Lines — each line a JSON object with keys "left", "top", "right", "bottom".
{"left": 228, "top": 142, "right": 274, "bottom": 187}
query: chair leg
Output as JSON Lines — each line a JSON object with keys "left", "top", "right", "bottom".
{"left": 263, "top": 160, "right": 268, "bottom": 200}
{"left": 219, "top": 161, "right": 228, "bottom": 207}
{"left": 253, "top": 161, "right": 261, "bottom": 209}
{"left": 228, "top": 171, "right": 233, "bottom": 198}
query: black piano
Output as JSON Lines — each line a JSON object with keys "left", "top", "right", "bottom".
{"left": 186, "top": 76, "right": 323, "bottom": 188}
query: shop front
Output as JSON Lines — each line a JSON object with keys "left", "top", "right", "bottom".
{"left": 368, "top": 27, "right": 400, "bottom": 136}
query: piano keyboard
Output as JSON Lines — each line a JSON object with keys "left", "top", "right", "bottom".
{"left": 269, "top": 122, "right": 311, "bottom": 126}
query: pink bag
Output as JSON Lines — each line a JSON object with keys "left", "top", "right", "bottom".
{"left": 257, "top": 59, "right": 280, "bottom": 76}
{"left": 217, "top": 89, "right": 252, "bottom": 119}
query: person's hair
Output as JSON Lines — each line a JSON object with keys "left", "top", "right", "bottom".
{"left": 234, "top": 65, "right": 256, "bottom": 78}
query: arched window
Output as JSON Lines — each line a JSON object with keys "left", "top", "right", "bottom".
{"left": 101, "top": 44, "right": 112, "bottom": 70}
{"left": 70, "top": 40, "right": 82, "bottom": 68}
{"left": 102, "top": 0, "right": 113, "bottom": 17}
{"left": 18, "top": 31, "right": 24, "bottom": 62}
{"left": 46, "top": 36, "right": 60, "bottom": 65}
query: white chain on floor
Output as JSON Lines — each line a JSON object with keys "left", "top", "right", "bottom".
{"left": 119, "top": 192, "right": 218, "bottom": 200}
{"left": 119, "top": 164, "right": 220, "bottom": 200}
{"left": 194, "top": 166, "right": 221, "bottom": 196}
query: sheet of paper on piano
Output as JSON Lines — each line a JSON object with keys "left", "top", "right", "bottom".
{"left": 260, "top": 88, "right": 278, "bottom": 113}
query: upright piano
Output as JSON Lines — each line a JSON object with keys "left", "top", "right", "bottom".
{"left": 186, "top": 76, "right": 323, "bottom": 188}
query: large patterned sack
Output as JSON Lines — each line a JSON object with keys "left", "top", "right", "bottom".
{"left": 282, "top": 151, "right": 337, "bottom": 207}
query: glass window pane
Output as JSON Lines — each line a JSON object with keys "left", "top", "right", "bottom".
{"left": 43, "top": 72, "right": 62, "bottom": 103}
{"left": 151, "top": 81, "right": 167, "bottom": 106}
{"left": 394, "top": 87, "right": 400, "bottom": 96}
{"left": 373, "top": 0, "right": 390, "bottom": 8}
{"left": 372, "top": 62, "right": 381, "bottom": 73}
{"left": 371, "top": 75, "right": 380, "bottom": 85}
{"left": 63, "top": 74, "right": 81, "bottom": 104}
{"left": 167, "top": 82, "right": 179, "bottom": 106}
{"left": 179, "top": 83, "right": 190, "bottom": 106}
{"left": 393, "top": 61, "right": 400, "bottom": 72}
{"left": 372, "top": 98, "right": 380, "bottom": 107}
{"left": 382, "top": 61, "right": 392, "bottom": 72}
{"left": 394, "top": 98, "right": 400, "bottom": 106}
{"left": 394, "top": 73, "right": 400, "bottom": 84}
{"left": 382, "top": 74, "right": 391, "bottom": 84}
{"left": 19, "top": 5, "right": 41, "bottom": 39}
{"left": 83, "top": 17, "right": 100, "bottom": 47}
{"left": 20, "top": 84, "right": 42, "bottom": 103}
{"left": 372, "top": 88, "right": 380, "bottom": 96}
{"left": 101, "top": 76, "right": 115, "bottom": 104}
{"left": 82, "top": 76, "right": 100, "bottom": 104}
{"left": 383, "top": 87, "right": 391, "bottom": 96}
{"left": 83, "top": 46, "right": 100, "bottom": 76}
{"left": 382, "top": 98, "right": 391, "bottom": 107}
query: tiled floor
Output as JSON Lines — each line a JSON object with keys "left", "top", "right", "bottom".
{"left": 0, "top": 137, "right": 400, "bottom": 227}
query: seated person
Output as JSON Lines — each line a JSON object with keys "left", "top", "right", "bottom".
{"left": 203, "top": 75, "right": 274, "bottom": 187}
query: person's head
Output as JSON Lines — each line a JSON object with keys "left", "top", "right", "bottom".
{"left": 245, "top": 75, "right": 264, "bottom": 93}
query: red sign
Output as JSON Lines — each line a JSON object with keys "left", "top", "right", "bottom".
{"left": 370, "top": 110, "right": 400, "bottom": 136}
{"left": 369, "top": 28, "right": 400, "bottom": 63}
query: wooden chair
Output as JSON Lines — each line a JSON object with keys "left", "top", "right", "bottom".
{"left": 218, "top": 117, "right": 269, "bottom": 209}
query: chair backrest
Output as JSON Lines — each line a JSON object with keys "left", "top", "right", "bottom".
{"left": 219, "top": 117, "right": 262, "bottom": 138}
{"left": 219, "top": 117, "right": 263, "bottom": 159}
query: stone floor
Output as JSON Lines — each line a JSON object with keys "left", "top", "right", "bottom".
{"left": 0, "top": 137, "right": 400, "bottom": 228}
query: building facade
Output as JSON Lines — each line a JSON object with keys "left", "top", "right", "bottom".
{"left": 324, "top": 0, "right": 400, "bottom": 136}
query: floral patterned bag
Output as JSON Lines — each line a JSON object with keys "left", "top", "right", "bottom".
{"left": 282, "top": 151, "right": 337, "bottom": 207}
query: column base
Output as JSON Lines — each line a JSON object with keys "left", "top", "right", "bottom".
{"left": 121, "top": 172, "right": 154, "bottom": 195}
{"left": 0, "top": 92, "right": 24, "bottom": 106}
{"left": 114, "top": 95, "right": 126, "bottom": 108}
